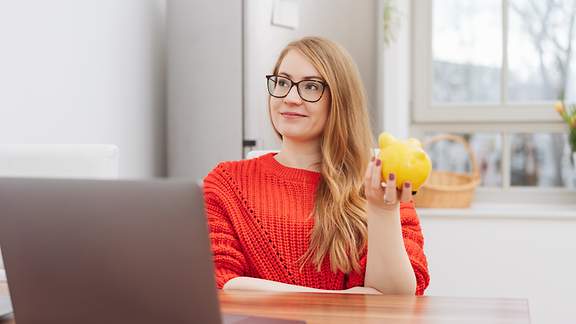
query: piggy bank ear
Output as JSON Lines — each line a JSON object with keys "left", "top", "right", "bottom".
{"left": 415, "top": 150, "right": 428, "bottom": 162}
{"left": 378, "top": 132, "right": 396, "bottom": 149}
{"left": 407, "top": 138, "right": 423, "bottom": 148}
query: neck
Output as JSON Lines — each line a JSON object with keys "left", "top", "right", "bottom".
{"left": 275, "top": 138, "right": 322, "bottom": 172}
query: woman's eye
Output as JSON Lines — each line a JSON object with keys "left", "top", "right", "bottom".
{"left": 304, "top": 83, "right": 319, "bottom": 91}
{"left": 277, "top": 79, "right": 289, "bottom": 87}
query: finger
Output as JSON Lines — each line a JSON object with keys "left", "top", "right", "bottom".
{"left": 384, "top": 172, "right": 396, "bottom": 203}
{"left": 364, "top": 156, "right": 375, "bottom": 184}
{"left": 364, "top": 157, "right": 375, "bottom": 197}
{"left": 371, "top": 158, "right": 382, "bottom": 190}
{"left": 400, "top": 181, "right": 412, "bottom": 202}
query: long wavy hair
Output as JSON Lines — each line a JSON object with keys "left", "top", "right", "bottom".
{"left": 268, "top": 37, "right": 374, "bottom": 273}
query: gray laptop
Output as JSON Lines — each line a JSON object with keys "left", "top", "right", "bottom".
{"left": 0, "top": 178, "right": 303, "bottom": 324}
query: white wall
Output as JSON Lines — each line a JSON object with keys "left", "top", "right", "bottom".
{"left": 421, "top": 212, "right": 576, "bottom": 324}
{"left": 0, "top": 0, "right": 166, "bottom": 178}
{"left": 378, "top": 0, "right": 411, "bottom": 139}
{"left": 244, "top": 0, "right": 379, "bottom": 151}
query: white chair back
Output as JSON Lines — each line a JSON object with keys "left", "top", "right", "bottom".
{"left": 246, "top": 150, "right": 279, "bottom": 159}
{"left": 0, "top": 144, "right": 119, "bottom": 179}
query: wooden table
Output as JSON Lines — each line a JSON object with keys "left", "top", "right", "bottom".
{"left": 220, "top": 290, "right": 530, "bottom": 324}
{"left": 1, "top": 283, "right": 530, "bottom": 323}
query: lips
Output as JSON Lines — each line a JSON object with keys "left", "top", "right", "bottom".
{"left": 281, "top": 112, "right": 307, "bottom": 117}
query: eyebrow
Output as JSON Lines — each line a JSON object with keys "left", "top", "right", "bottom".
{"left": 278, "top": 72, "right": 324, "bottom": 81}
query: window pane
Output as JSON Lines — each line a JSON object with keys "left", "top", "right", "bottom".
{"left": 423, "top": 133, "right": 502, "bottom": 187}
{"left": 508, "top": 0, "right": 576, "bottom": 102}
{"left": 510, "top": 133, "right": 576, "bottom": 188}
{"left": 432, "top": 0, "right": 502, "bottom": 103}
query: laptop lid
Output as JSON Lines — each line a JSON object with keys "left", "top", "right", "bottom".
{"left": 0, "top": 178, "right": 221, "bottom": 324}
{"left": 0, "top": 145, "right": 118, "bottom": 273}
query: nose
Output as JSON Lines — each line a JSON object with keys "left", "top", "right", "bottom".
{"left": 283, "top": 85, "right": 303, "bottom": 104}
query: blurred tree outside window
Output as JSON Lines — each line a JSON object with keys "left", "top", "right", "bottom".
{"left": 422, "top": 0, "right": 576, "bottom": 189}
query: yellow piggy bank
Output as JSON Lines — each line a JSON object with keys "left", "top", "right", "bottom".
{"left": 377, "top": 132, "right": 431, "bottom": 192}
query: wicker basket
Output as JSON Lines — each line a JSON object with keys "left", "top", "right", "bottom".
{"left": 414, "top": 134, "right": 481, "bottom": 208}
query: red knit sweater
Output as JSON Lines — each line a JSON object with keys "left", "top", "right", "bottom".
{"left": 203, "top": 153, "right": 429, "bottom": 295}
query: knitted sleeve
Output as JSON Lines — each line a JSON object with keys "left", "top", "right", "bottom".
{"left": 345, "top": 252, "right": 368, "bottom": 289}
{"left": 345, "top": 202, "right": 430, "bottom": 295}
{"left": 399, "top": 202, "right": 430, "bottom": 295}
{"left": 203, "top": 165, "right": 247, "bottom": 289}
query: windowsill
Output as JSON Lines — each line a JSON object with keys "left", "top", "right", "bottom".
{"left": 418, "top": 203, "right": 576, "bottom": 220}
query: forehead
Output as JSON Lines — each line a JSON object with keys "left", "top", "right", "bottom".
{"left": 277, "top": 50, "right": 322, "bottom": 79}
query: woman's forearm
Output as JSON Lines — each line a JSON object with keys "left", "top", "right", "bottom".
{"left": 223, "top": 277, "right": 381, "bottom": 295}
{"left": 224, "top": 277, "right": 328, "bottom": 293}
{"left": 364, "top": 205, "right": 416, "bottom": 295}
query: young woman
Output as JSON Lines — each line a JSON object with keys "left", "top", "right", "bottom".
{"left": 203, "top": 36, "right": 429, "bottom": 295}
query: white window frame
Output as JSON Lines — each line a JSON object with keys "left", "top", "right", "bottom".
{"left": 412, "top": 0, "right": 561, "bottom": 123}
{"left": 408, "top": 0, "right": 576, "bottom": 205}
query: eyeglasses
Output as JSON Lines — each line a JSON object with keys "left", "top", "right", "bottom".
{"left": 266, "top": 75, "right": 328, "bottom": 103}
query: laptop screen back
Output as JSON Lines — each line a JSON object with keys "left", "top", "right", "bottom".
{"left": 0, "top": 178, "right": 221, "bottom": 324}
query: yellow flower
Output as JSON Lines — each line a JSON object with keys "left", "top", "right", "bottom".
{"left": 571, "top": 115, "right": 576, "bottom": 129}
{"left": 554, "top": 101, "right": 565, "bottom": 115}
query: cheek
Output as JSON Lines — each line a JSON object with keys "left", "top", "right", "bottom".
{"left": 314, "top": 101, "right": 330, "bottom": 126}
{"left": 269, "top": 99, "right": 282, "bottom": 128}
{"left": 303, "top": 105, "right": 328, "bottom": 136}
{"left": 269, "top": 97, "right": 282, "bottom": 111}
{"left": 316, "top": 112, "right": 329, "bottom": 132}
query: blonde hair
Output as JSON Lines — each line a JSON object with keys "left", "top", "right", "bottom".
{"left": 269, "top": 37, "right": 374, "bottom": 273}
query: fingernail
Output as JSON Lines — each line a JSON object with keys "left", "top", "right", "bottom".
{"left": 376, "top": 159, "right": 381, "bottom": 166}
{"left": 388, "top": 173, "right": 395, "bottom": 181}
{"left": 404, "top": 182, "right": 411, "bottom": 188}
{"left": 371, "top": 156, "right": 375, "bottom": 162}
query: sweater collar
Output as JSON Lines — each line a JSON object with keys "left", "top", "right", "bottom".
{"left": 259, "top": 153, "right": 321, "bottom": 184}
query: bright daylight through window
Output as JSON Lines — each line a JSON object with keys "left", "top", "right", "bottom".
{"left": 414, "top": 0, "right": 576, "bottom": 190}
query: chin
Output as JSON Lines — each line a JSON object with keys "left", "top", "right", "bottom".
{"left": 278, "top": 129, "right": 319, "bottom": 142}
{"left": 273, "top": 119, "right": 320, "bottom": 142}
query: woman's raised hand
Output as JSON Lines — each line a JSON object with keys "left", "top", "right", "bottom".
{"left": 364, "top": 156, "right": 412, "bottom": 211}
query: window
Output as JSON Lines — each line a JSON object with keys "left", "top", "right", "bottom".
{"left": 411, "top": 0, "right": 576, "bottom": 203}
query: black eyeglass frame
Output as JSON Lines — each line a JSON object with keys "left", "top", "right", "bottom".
{"left": 266, "top": 74, "right": 329, "bottom": 103}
